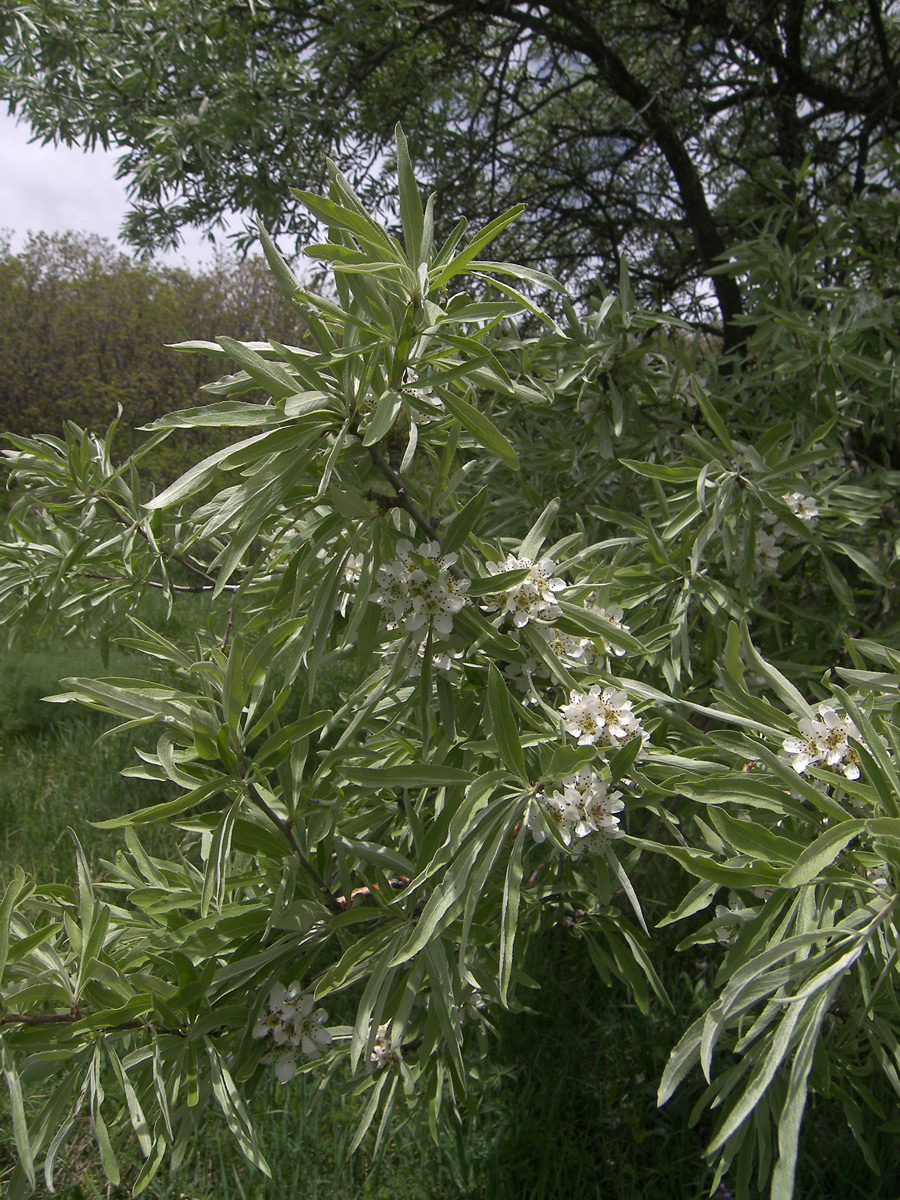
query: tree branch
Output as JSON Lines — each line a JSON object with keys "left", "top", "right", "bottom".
{"left": 244, "top": 777, "right": 344, "bottom": 914}
{"left": 490, "top": 0, "right": 746, "bottom": 348}
{"left": 365, "top": 442, "right": 468, "bottom": 578}
{"left": 96, "top": 494, "right": 222, "bottom": 586}
{"left": 867, "top": 0, "right": 897, "bottom": 83}
{"left": 0, "top": 1011, "right": 188, "bottom": 1036}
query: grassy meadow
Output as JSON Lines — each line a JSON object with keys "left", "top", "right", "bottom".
{"left": 1, "top": 627, "right": 898, "bottom": 1200}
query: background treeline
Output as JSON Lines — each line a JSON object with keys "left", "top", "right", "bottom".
{"left": 0, "top": 230, "right": 304, "bottom": 473}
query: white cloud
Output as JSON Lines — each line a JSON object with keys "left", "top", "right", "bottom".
{"left": 0, "top": 110, "right": 236, "bottom": 268}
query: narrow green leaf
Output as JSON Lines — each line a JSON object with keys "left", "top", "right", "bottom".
{"left": 778, "top": 819, "right": 866, "bottom": 887}
{"left": 293, "top": 189, "right": 405, "bottom": 264}
{"left": 556, "top": 600, "right": 645, "bottom": 655}
{"left": 691, "top": 379, "right": 735, "bottom": 451}
{"left": 201, "top": 798, "right": 240, "bottom": 918}
{"left": 608, "top": 852, "right": 648, "bottom": 935}
{"left": 91, "top": 776, "right": 228, "bottom": 828}
{"left": 145, "top": 425, "right": 314, "bottom": 510}
{"left": 442, "top": 486, "right": 487, "bottom": 553}
{"left": 1, "top": 1043, "right": 35, "bottom": 1189}
{"left": 349, "top": 1072, "right": 392, "bottom": 1155}
{"left": 0, "top": 866, "right": 28, "bottom": 985}
{"left": 145, "top": 400, "right": 287, "bottom": 430}
{"left": 770, "top": 989, "right": 835, "bottom": 1200}
{"left": 500, "top": 822, "right": 527, "bottom": 1004}
{"left": 517, "top": 498, "right": 560, "bottom": 560}
{"left": 658, "top": 1015, "right": 705, "bottom": 1105}
{"left": 707, "top": 1002, "right": 806, "bottom": 1154}
{"left": 738, "top": 621, "right": 813, "bottom": 719}
{"left": 350, "top": 937, "right": 400, "bottom": 1071}
{"left": 205, "top": 1040, "right": 271, "bottom": 1176}
{"left": 430, "top": 205, "right": 525, "bottom": 289}
{"left": 108, "top": 1046, "right": 153, "bottom": 1159}
{"left": 395, "top": 124, "right": 425, "bottom": 268}
{"left": 487, "top": 665, "right": 529, "bottom": 783}
{"left": 216, "top": 336, "right": 300, "bottom": 400}
{"left": 709, "top": 810, "right": 806, "bottom": 865}
{"left": 91, "top": 1101, "right": 121, "bottom": 1185}
{"left": 343, "top": 765, "right": 474, "bottom": 788}
{"left": 361, "top": 389, "right": 404, "bottom": 446}
{"left": 132, "top": 1134, "right": 167, "bottom": 1196}
{"left": 439, "top": 389, "right": 519, "bottom": 469}
{"left": 465, "top": 566, "right": 530, "bottom": 597}
{"left": 256, "top": 217, "right": 304, "bottom": 302}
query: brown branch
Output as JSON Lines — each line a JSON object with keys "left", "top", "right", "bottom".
{"left": 696, "top": 0, "right": 899, "bottom": 116}
{"left": 867, "top": 0, "right": 898, "bottom": 83}
{"left": 365, "top": 442, "right": 467, "bottom": 579}
{"left": 220, "top": 604, "right": 235, "bottom": 651}
{"left": 81, "top": 570, "right": 219, "bottom": 593}
{"left": 366, "top": 442, "right": 439, "bottom": 541}
{"left": 244, "top": 778, "right": 343, "bottom": 914}
{"left": 1, "top": 1012, "right": 188, "bottom": 1036}
{"left": 457, "top": 0, "right": 746, "bottom": 350}
{"left": 96, "top": 494, "right": 222, "bottom": 586}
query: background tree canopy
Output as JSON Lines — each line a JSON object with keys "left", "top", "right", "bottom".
{"left": 4, "top": 1, "right": 900, "bottom": 342}
{"left": 0, "top": 232, "right": 305, "bottom": 481}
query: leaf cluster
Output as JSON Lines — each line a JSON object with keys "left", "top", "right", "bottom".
{"left": 0, "top": 128, "right": 899, "bottom": 1200}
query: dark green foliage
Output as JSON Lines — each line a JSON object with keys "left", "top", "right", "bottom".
{"left": 5, "top": 2, "right": 900, "bottom": 338}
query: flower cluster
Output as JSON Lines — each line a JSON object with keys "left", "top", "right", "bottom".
{"left": 370, "top": 1022, "right": 402, "bottom": 1071}
{"left": 783, "top": 492, "right": 819, "bottom": 527}
{"left": 559, "top": 685, "right": 645, "bottom": 751}
{"left": 527, "top": 768, "right": 625, "bottom": 856}
{"left": 584, "top": 598, "right": 630, "bottom": 659}
{"left": 715, "top": 892, "right": 751, "bottom": 946}
{"left": 500, "top": 603, "right": 632, "bottom": 699}
{"left": 370, "top": 540, "right": 468, "bottom": 640}
{"left": 755, "top": 492, "right": 820, "bottom": 577}
{"left": 253, "top": 982, "right": 333, "bottom": 1082}
{"left": 483, "top": 554, "right": 565, "bottom": 628}
{"left": 398, "top": 638, "right": 463, "bottom": 678}
{"left": 781, "top": 704, "right": 865, "bottom": 780}
{"left": 337, "top": 551, "right": 365, "bottom": 616}
{"left": 754, "top": 529, "right": 784, "bottom": 577}
{"left": 458, "top": 988, "right": 487, "bottom": 1023}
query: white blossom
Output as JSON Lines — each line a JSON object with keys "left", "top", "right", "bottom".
{"left": 866, "top": 866, "right": 890, "bottom": 890}
{"left": 539, "top": 625, "right": 592, "bottom": 664}
{"left": 370, "top": 540, "right": 468, "bottom": 641}
{"left": 559, "top": 685, "right": 645, "bottom": 751}
{"left": 458, "top": 989, "right": 487, "bottom": 1023}
{"left": 584, "top": 596, "right": 630, "bottom": 659}
{"left": 524, "top": 795, "right": 550, "bottom": 843}
{"left": 483, "top": 554, "right": 566, "bottom": 628}
{"left": 783, "top": 492, "right": 819, "bottom": 527}
{"left": 254, "top": 982, "right": 332, "bottom": 1082}
{"left": 397, "top": 637, "right": 463, "bottom": 678}
{"left": 337, "top": 552, "right": 365, "bottom": 616}
{"left": 781, "top": 704, "right": 865, "bottom": 781}
{"left": 370, "top": 1022, "right": 402, "bottom": 1070}
{"left": 754, "top": 529, "right": 783, "bottom": 576}
{"left": 532, "top": 768, "right": 626, "bottom": 856}
{"left": 502, "top": 648, "right": 550, "bottom": 701}
{"left": 715, "top": 893, "right": 751, "bottom": 946}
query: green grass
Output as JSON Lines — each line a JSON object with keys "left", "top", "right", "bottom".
{"left": 2, "top": 643, "right": 900, "bottom": 1199}
{"left": 0, "top": 643, "right": 180, "bottom": 882}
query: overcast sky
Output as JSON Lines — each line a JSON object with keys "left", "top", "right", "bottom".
{"left": 0, "top": 109, "right": 237, "bottom": 268}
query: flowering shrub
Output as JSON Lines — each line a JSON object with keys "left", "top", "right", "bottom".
{"left": 0, "top": 130, "right": 899, "bottom": 1200}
